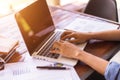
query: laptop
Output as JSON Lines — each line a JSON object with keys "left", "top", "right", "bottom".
{"left": 15, "top": 0, "right": 86, "bottom": 66}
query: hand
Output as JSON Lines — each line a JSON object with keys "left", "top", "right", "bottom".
{"left": 50, "top": 40, "right": 84, "bottom": 59}
{"left": 61, "top": 30, "right": 90, "bottom": 44}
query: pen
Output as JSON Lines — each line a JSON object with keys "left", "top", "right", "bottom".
{"left": 36, "top": 66, "right": 69, "bottom": 70}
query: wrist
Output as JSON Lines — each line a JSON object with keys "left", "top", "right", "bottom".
{"left": 73, "top": 50, "right": 87, "bottom": 60}
{"left": 87, "top": 32, "right": 96, "bottom": 40}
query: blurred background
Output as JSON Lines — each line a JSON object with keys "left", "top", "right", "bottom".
{"left": 0, "top": 0, "right": 120, "bottom": 21}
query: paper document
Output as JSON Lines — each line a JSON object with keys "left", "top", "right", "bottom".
{"left": 0, "top": 59, "right": 80, "bottom": 80}
{"left": 65, "top": 18, "right": 118, "bottom": 32}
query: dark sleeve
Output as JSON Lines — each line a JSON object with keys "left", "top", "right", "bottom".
{"left": 104, "top": 61, "right": 120, "bottom": 80}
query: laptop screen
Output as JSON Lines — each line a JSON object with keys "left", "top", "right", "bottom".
{"left": 15, "top": 0, "right": 55, "bottom": 55}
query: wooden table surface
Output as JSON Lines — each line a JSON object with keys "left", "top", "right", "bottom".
{"left": 4, "top": 6, "right": 120, "bottom": 80}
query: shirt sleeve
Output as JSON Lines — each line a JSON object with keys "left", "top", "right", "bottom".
{"left": 104, "top": 61, "right": 120, "bottom": 80}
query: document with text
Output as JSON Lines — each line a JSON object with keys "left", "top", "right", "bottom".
{"left": 0, "top": 59, "right": 80, "bottom": 80}
{"left": 65, "top": 18, "right": 118, "bottom": 32}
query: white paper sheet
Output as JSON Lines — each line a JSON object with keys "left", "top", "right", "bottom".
{"left": 0, "top": 59, "right": 80, "bottom": 80}
{"left": 65, "top": 18, "right": 118, "bottom": 32}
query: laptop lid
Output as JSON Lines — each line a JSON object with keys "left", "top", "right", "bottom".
{"left": 15, "top": 0, "right": 55, "bottom": 55}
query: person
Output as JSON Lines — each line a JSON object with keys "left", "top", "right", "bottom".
{"left": 50, "top": 29, "right": 120, "bottom": 80}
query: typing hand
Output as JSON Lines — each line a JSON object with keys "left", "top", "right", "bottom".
{"left": 61, "top": 30, "right": 89, "bottom": 44}
{"left": 50, "top": 40, "right": 82, "bottom": 59}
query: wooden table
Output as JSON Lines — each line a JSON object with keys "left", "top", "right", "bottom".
{"left": 4, "top": 7, "right": 120, "bottom": 80}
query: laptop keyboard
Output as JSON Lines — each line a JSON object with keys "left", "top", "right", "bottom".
{"left": 37, "top": 30, "right": 62, "bottom": 59}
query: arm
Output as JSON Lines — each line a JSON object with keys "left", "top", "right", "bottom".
{"left": 50, "top": 40, "right": 108, "bottom": 75}
{"left": 61, "top": 29, "right": 120, "bottom": 44}
{"left": 76, "top": 50, "right": 108, "bottom": 75}
{"left": 51, "top": 29, "right": 120, "bottom": 78}
{"left": 88, "top": 29, "right": 120, "bottom": 41}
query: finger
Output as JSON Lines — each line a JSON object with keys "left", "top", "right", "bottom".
{"left": 52, "top": 41, "right": 61, "bottom": 48}
{"left": 60, "top": 31, "right": 72, "bottom": 39}
{"left": 68, "top": 39, "right": 79, "bottom": 44}
{"left": 49, "top": 50, "right": 61, "bottom": 55}
{"left": 50, "top": 46, "right": 61, "bottom": 53}
{"left": 59, "top": 40, "right": 65, "bottom": 43}
{"left": 51, "top": 41, "right": 61, "bottom": 51}
{"left": 61, "top": 33, "right": 74, "bottom": 40}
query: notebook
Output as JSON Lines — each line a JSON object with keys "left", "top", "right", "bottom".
{"left": 15, "top": 0, "right": 86, "bottom": 66}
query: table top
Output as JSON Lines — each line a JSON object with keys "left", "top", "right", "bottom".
{"left": 2, "top": 6, "right": 120, "bottom": 80}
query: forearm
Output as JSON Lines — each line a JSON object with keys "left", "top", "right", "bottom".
{"left": 88, "top": 30, "right": 120, "bottom": 41}
{"left": 76, "top": 51, "right": 108, "bottom": 75}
